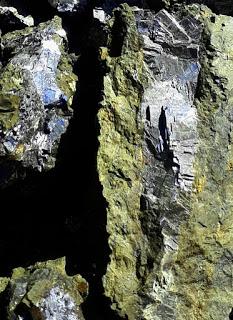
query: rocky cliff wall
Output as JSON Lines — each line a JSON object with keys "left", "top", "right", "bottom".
{"left": 0, "top": 1, "right": 233, "bottom": 319}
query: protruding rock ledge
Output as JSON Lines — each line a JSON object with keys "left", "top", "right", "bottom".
{"left": 0, "top": 257, "right": 88, "bottom": 319}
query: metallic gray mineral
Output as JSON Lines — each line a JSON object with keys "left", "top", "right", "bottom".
{"left": 0, "top": 16, "right": 77, "bottom": 173}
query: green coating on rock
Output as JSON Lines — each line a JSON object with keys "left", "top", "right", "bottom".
{"left": 4, "top": 257, "right": 88, "bottom": 319}
{"left": 0, "top": 63, "right": 22, "bottom": 129}
{"left": 169, "top": 5, "right": 233, "bottom": 320}
{"left": 97, "top": 4, "right": 148, "bottom": 319}
{"left": 98, "top": 4, "right": 233, "bottom": 320}
{"left": 52, "top": 16, "right": 78, "bottom": 108}
{"left": 0, "top": 277, "right": 9, "bottom": 293}
{"left": 56, "top": 53, "right": 78, "bottom": 108}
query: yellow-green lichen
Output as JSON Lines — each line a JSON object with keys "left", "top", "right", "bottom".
{"left": 0, "top": 63, "right": 23, "bottom": 129}
{"left": 56, "top": 53, "right": 78, "bottom": 108}
{"left": 0, "top": 277, "right": 9, "bottom": 293}
{"left": 97, "top": 4, "right": 148, "bottom": 319}
{"left": 172, "top": 6, "right": 233, "bottom": 320}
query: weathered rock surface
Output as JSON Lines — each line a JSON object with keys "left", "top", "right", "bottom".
{"left": 137, "top": 7, "right": 202, "bottom": 320}
{"left": 0, "top": 16, "right": 77, "bottom": 176}
{"left": 0, "top": 1, "right": 233, "bottom": 319}
{"left": 97, "top": 5, "right": 147, "bottom": 318}
{"left": 170, "top": 5, "right": 233, "bottom": 320}
{"left": 97, "top": 3, "right": 233, "bottom": 320}
{"left": 162, "top": 0, "right": 233, "bottom": 15}
{"left": 137, "top": 8, "right": 201, "bottom": 191}
{"left": 0, "top": 257, "right": 88, "bottom": 319}
{"left": 48, "top": 0, "right": 88, "bottom": 12}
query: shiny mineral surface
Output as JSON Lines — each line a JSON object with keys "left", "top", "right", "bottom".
{"left": 0, "top": 16, "right": 77, "bottom": 173}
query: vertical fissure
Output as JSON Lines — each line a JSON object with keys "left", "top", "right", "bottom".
{"left": 0, "top": 5, "right": 122, "bottom": 319}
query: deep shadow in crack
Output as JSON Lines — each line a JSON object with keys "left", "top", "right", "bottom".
{"left": 58, "top": 13, "right": 123, "bottom": 319}
{"left": 0, "top": 9, "right": 123, "bottom": 320}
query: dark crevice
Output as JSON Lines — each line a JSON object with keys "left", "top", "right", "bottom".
{"left": 0, "top": 0, "right": 56, "bottom": 24}
{"left": 156, "top": 107, "right": 180, "bottom": 184}
{"left": 0, "top": 6, "right": 122, "bottom": 320}
{"left": 229, "top": 308, "right": 233, "bottom": 319}
{"left": 110, "top": 9, "right": 126, "bottom": 57}
{"left": 15, "top": 303, "right": 34, "bottom": 320}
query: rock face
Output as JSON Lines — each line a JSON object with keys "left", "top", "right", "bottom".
{"left": 97, "top": 3, "right": 233, "bottom": 320}
{"left": 137, "top": 8, "right": 201, "bottom": 191}
{"left": 97, "top": 5, "right": 147, "bottom": 317}
{"left": 0, "top": 16, "right": 77, "bottom": 175}
{"left": 137, "top": 7, "right": 202, "bottom": 319}
{"left": 1, "top": 1, "right": 233, "bottom": 320}
{"left": 0, "top": 257, "right": 88, "bottom": 320}
{"left": 170, "top": 5, "right": 233, "bottom": 319}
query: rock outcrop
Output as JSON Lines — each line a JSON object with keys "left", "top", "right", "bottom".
{"left": 1, "top": 1, "right": 233, "bottom": 319}
{"left": 97, "top": 3, "right": 233, "bottom": 320}
{"left": 97, "top": 4, "right": 147, "bottom": 318}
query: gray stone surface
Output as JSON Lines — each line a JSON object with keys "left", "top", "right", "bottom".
{"left": 2, "top": 258, "right": 87, "bottom": 320}
{"left": 137, "top": 8, "right": 202, "bottom": 191}
{"left": 0, "top": 16, "right": 77, "bottom": 174}
{"left": 135, "top": 9, "right": 202, "bottom": 319}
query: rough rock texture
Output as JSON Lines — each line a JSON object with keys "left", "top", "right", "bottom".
{"left": 97, "top": 3, "right": 233, "bottom": 320}
{"left": 162, "top": 0, "right": 233, "bottom": 15}
{"left": 1, "top": 1, "right": 233, "bottom": 320}
{"left": 137, "top": 7, "right": 202, "bottom": 320}
{"left": 170, "top": 5, "right": 233, "bottom": 319}
{"left": 0, "top": 257, "right": 88, "bottom": 320}
{"left": 97, "top": 4, "right": 147, "bottom": 318}
{"left": 137, "top": 8, "right": 201, "bottom": 190}
{"left": 48, "top": 0, "right": 88, "bottom": 12}
{"left": 0, "top": 16, "right": 77, "bottom": 176}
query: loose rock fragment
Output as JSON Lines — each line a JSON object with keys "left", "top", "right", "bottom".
{"left": 1, "top": 257, "right": 88, "bottom": 320}
{"left": 0, "top": 16, "right": 77, "bottom": 174}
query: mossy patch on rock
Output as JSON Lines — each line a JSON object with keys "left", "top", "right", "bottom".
{"left": 56, "top": 53, "right": 78, "bottom": 108}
